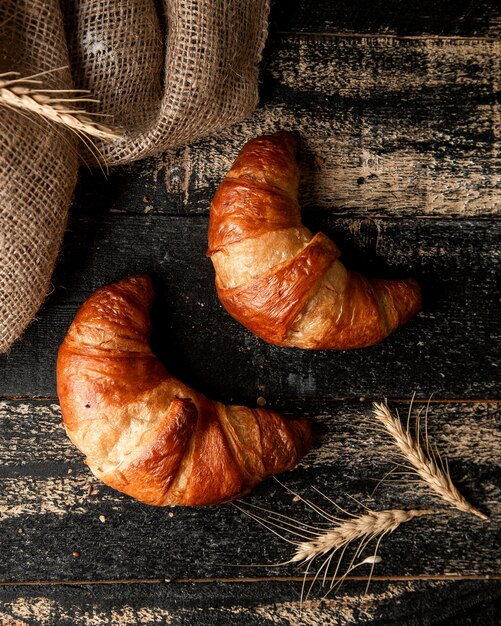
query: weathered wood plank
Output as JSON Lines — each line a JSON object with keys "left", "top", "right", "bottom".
{"left": 79, "top": 36, "right": 501, "bottom": 219}
{"left": 1, "top": 400, "right": 498, "bottom": 583}
{"left": 0, "top": 580, "right": 500, "bottom": 625}
{"left": 270, "top": 0, "right": 501, "bottom": 38}
{"left": 1, "top": 4, "right": 498, "bottom": 623}
{"left": 0, "top": 216, "right": 498, "bottom": 400}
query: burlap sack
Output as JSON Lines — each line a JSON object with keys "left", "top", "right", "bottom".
{"left": 63, "top": 0, "right": 269, "bottom": 165}
{"left": 0, "top": 0, "right": 78, "bottom": 352}
{"left": 0, "top": 0, "right": 269, "bottom": 351}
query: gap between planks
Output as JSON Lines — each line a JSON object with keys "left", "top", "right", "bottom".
{"left": 1, "top": 396, "right": 500, "bottom": 403}
{"left": 88, "top": 212, "right": 501, "bottom": 221}
{"left": 273, "top": 32, "right": 500, "bottom": 43}
{"left": 0, "top": 575, "right": 499, "bottom": 587}
{"left": 265, "top": 398, "right": 501, "bottom": 405}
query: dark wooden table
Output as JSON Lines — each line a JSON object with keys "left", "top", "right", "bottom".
{"left": 1, "top": 2, "right": 500, "bottom": 624}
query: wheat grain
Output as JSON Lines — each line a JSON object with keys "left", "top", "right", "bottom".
{"left": 372, "top": 402, "right": 488, "bottom": 521}
{"left": 0, "top": 72, "right": 121, "bottom": 141}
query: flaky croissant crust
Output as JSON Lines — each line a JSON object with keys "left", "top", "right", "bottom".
{"left": 208, "top": 132, "right": 422, "bottom": 349}
{"left": 57, "top": 275, "right": 312, "bottom": 506}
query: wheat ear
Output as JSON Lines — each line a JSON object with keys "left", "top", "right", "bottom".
{"left": 291, "top": 508, "right": 431, "bottom": 564}
{"left": 373, "top": 402, "right": 487, "bottom": 521}
{"left": 0, "top": 73, "right": 121, "bottom": 141}
{"left": 236, "top": 498, "right": 432, "bottom": 601}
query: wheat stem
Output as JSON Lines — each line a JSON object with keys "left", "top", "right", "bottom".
{"left": 372, "top": 402, "right": 488, "bottom": 521}
{"left": 0, "top": 73, "right": 121, "bottom": 141}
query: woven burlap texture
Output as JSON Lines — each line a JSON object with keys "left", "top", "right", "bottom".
{"left": 0, "top": 0, "right": 269, "bottom": 351}
{"left": 64, "top": 0, "right": 270, "bottom": 164}
{"left": 0, "top": 0, "right": 78, "bottom": 353}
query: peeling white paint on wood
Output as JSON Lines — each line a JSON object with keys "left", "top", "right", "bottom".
{"left": 1, "top": 401, "right": 498, "bottom": 531}
{"left": 0, "top": 581, "right": 486, "bottom": 626}
{"left": 0, "top": 474, "right": 105, "bottom": 520}
{"left": 2, "top": 597, "right": 176, "bottom": 626}
{"left": 127, "top": 35, "right": 501, "bottom": 219}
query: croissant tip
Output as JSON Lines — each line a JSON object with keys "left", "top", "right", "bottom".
{"left": 271, "top": 130, "right": 299, "bottom": 153}
{"left": 248, "top": 130, "right": 298, "bottom": 155}
{"left": 406, "top": 276, "right": 423, "bottom": 307}
{"left": 392, "top": 277, "right": 422, "bottom": 327}
{"left": 111, "top": 274, "right": 155, "bottom": 297}
{"left": 122, "top": 274, "right": 153, "bottom": 288}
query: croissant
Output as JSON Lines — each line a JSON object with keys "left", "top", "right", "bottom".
{"left": 207, "top": 132, "right": 422, "bottom": 349}
{"left": 57, "top": 275, "right": 312, "bottom": 506}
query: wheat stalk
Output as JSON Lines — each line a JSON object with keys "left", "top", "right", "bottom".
{"left": 0, "top": 72, "right": 121, "bottom": 141}
{"left": 372, "top": 402, "right": 488, "bottom": 521}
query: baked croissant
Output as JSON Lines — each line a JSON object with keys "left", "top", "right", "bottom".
{"left": 207, "top": 132, "right": 422, "bottom": 349}
{"left": 57, "top": 275, "right": 312, "bottom": 506}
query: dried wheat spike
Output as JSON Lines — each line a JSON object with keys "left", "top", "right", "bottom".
{"left": 0, "top": 73, "right": 121, "bottom": 141}
{"left": 235, "top": 498, "right": 433, "bottom": 602}
{"left": 291, "top": 508, "right": 432, "bottom": 564}
{"left": 373, "top": 402, "right": 488, "bottom": 521}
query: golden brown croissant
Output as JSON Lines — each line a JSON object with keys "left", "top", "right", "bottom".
{"left": 57, "top": 275, "right": 312, "bottom": 506}
{"left": 208, "top": 132, "right": 422, "bottom": 349}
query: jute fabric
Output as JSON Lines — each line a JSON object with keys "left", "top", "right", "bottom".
{"left": 0, "top": 0, "right": 269, "bottom": 351}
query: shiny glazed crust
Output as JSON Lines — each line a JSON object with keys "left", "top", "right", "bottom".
{"left": 57, "top": 275, "right": 312, "bottom": 506}
{"left": 207, "top": 132, "right": 422, "bottom": 349}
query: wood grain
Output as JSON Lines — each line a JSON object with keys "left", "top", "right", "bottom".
{"left": 0, "top": 215, "right": 498, "bottom": 400}
{"left": 79, "top": 35, "right": 501, "bottom": 219}
{"left": 1, "top": 580, "right": 500, "bottom": 625}
{"left": 1, "top": 5, "right": 500, "bottom": 623}
{"left": 270, "top": 0, "right": 501, "bottom": 38}
{"left": 1, "top": 400, "right": 498, "bottom": 584}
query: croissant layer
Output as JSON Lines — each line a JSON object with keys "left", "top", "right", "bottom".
{"left": 57, "top": 275, "right": 312, "bottom": 506}
{"left": 208, "top": 132, "right": 422, "bottom": 349}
